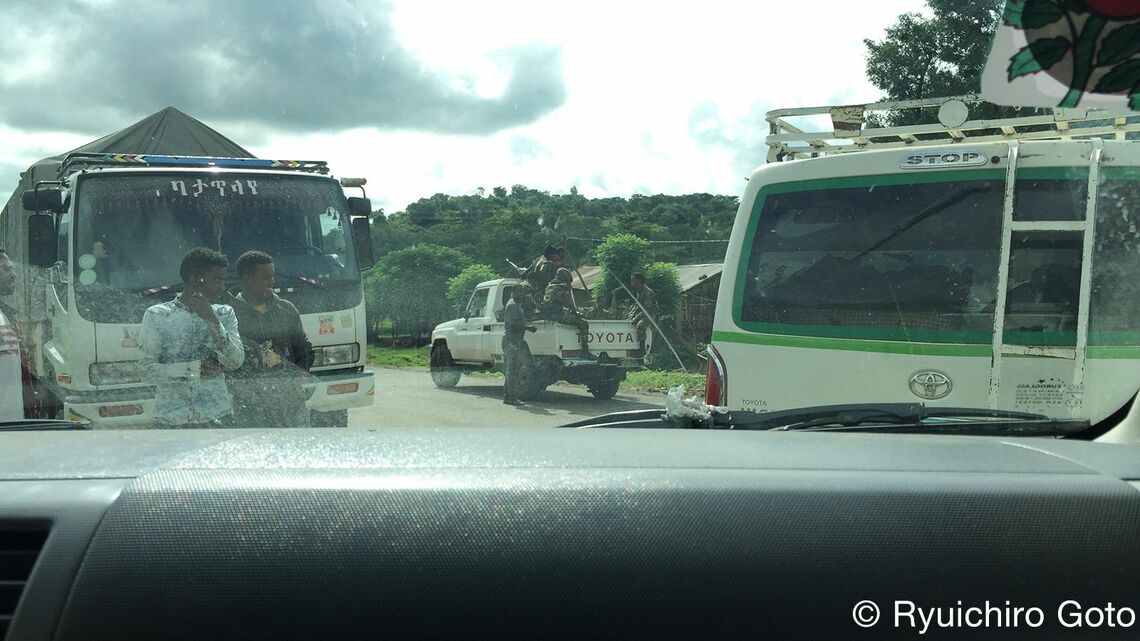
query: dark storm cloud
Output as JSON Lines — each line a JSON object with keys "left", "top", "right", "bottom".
{"left": 0, "top": 0, "right": 566, "bottom": 136}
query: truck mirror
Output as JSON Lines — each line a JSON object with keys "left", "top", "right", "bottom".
{"left": 347, "top": 196, "right": 372, "bottom": 217}
{"left": 22, "top": 186, "right": 68, "bottom": 213}
{"left": 27, "top": 214, "right": 59, "bottom": 268}
{"left": 351, "top": 217, "right": 375, "bottom": 269}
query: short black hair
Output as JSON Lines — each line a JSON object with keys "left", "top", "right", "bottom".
{"left": 631, "top": 272, "right": 646, "bottom": 283}
{"left": 179, "top": 247, "right": 228, "bottom": 282}
{"left": 236, "top": 250, "right": 274, "bottom": 278}
{"left": 542, "top": 244, "right": 558, "bottom": 259}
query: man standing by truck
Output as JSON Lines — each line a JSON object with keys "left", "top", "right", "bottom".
{"left": 140, "top": 247, "right": 245, "bottom": 428}
{"left": 228, "top": 250, "right": 313, "bottom": 427}
{"left": 502, "top": 285, "right": 537, "bottom": 406}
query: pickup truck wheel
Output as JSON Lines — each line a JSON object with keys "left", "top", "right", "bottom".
{"left": 430, "top": 344, "right": 461, "bottom": 389}
{"left": 516, "top": 347, "right": 547, "bottom": 401}
{"left": 588, "top": 376, "right": 622, "bottom": 400}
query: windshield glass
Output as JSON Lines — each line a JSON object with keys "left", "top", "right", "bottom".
{"left": 69, "top": 173, "right": 361, "bottom": 323}
{"left": 1, "top": 0, "right": 1138, "bottom": 435}
{"left": 75, "top": 173, "right": 357, "bottom": 290}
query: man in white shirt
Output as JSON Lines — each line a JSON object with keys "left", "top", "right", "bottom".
{"left": 139, "top": 247, "right": 244, "bottom": 428}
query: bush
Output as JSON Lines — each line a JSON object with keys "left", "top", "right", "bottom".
{"left": 446, "top": 264, "right": 500, "bottom": 312}
{"left": 365, "top": 244, "right": 469, "bottom": 338}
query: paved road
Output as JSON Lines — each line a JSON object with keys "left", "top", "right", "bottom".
{"left": 350, "top": 366, "right": 666, "bottom": 428}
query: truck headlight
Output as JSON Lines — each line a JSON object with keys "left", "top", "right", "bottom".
{"left": 312, "top": 344, "right": 360, "bottom": 368}
{"left": 89, "top": 361, "right": 143, "bottom": 385}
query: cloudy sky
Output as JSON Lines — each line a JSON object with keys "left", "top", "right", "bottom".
{"left": 0, "top": 0, "right": 925, "bottom": 213}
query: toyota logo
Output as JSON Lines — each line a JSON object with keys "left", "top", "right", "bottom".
{"left": 909, "top": 371, "right": 952, "bottom": 400}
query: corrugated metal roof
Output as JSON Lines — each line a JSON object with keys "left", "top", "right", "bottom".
{"left": 675, "top": 263, "right": 723, "bottom": 291}
{"left": 571, "top": 263, "right": 722, "bottom": 292}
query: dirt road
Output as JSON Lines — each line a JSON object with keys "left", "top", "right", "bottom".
{"left": 350, "top": 367, "right": 666, "bottom": 428}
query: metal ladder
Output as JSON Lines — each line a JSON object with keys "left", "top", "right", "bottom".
{"left": 988, "top": 139, "right": 1104, "bottom": 416}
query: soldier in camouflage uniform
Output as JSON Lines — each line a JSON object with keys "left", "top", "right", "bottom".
{"left": 542, "top": 268, "right": 593, "bottom": 358}
{"left": 626, "top": 272, "right": 657, "bottom": 357}
{"left": 523, "top": 245, "right": 565, "bottom": 294}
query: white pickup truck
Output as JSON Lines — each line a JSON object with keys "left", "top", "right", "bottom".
{"left": 429, "top": 278, "right": 650, "bottom": 400}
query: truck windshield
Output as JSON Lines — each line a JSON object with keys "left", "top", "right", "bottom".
{"left": 738, "top": 173, "right": 1140, "bottom": 346}
{"left": 71, "top": 173, "right": 361, "bottom": 321}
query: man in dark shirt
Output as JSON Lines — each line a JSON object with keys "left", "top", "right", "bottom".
{"left": 228, "top": 251, "right": 314, "bottom": 427}
{"left": 502, "top": 285, "right": 536, "bottom": 406}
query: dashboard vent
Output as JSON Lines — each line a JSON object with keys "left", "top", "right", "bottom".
{"left": 0, "top": 528, "right": 49, "bottom": 640}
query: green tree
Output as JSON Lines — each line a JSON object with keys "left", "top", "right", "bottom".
{"left": 864, "top": 0, "right": 1036, "bottom": 126}
{"left": 642, "top": 263, "right": 691, "bottom": 371}
{"left": 643, "top": 262, "right": 681, "bottom": 321}
{"left": 367, "top": 244, "right": 469, "bottom": 340}
{"left": 446, "top": 264, "right": 499, "bottom": 312}
{"left": 593, "top": 233, "right": 651, "bottom": 309}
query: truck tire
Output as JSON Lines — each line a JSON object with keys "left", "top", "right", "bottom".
{"left": 430, "top": 343, "right": 461, "bottom": 389}
{"left": 588, "top": 375, "right": 622, "bottom": 400}
{"left": 516, "top": 347, "right": 546, "bottom": 401}
{"left": 311, "top": 409, "right": 349, "bottom": 427}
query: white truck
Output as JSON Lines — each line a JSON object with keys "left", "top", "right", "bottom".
{"left": 1, "top": 144, "right": 377, "bottom": 427}
{"left": 707, "top": 95, "right": 1140, "bottom": 430}
{"left": 430, "top": 278, "right": 650, "bottom": 400}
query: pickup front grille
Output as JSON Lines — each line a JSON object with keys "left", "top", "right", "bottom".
{"left": 0, "top": 528, "right": 49, "bottom": 640}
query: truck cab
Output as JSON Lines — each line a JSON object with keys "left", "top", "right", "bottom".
{"left": 430, "top": 278, "right": 649, "bottom": 400}
{"left": 13, "top": 153, "right": 377, "bottom": 427}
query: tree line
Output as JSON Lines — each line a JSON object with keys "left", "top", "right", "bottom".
{"left": 364, "top": 186, "right": 738, "bottom": 341}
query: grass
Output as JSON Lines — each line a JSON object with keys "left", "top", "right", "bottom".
{"left": 622, "top": 370, "right": 705, "bottom": 394}
{"left": 367, "top": 345, "right": 430, "bottom": 368}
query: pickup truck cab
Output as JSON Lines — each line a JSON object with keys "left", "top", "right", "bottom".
{"left": 430, "top": 278, "right": 650, "bottom": 400}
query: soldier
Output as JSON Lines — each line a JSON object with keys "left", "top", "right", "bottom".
{"left": 513, "top": 282, "right": 538, "bottom": 320}
{"left": 502, "top": 285, "right": 537, "bottom": 406}
{"left": 542, "top": 267, "right": 592, "bottom": 358}
{"left": 627, "top": 272, "right": 657, "bottom": 357}
{"left": 523, "top": 245, "right": 565, "bottom": 294}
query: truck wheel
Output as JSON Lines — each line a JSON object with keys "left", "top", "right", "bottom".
{"left": 430, "top": 343, "right": 461, "bottom": 389}
{"left": 588, "top": 376, "right": 622, "bottom": 400}
{"left": 311, "top": 409, "right": 348, "bottom": 427}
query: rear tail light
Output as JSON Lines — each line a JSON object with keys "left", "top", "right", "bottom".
{"left": 705, "top": 344, "right": 727, "bottom": 406}
{"left": 562, "top": 350, "right": 580, "bottom": 358}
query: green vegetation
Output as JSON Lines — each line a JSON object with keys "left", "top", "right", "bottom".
{"left": 863, "top": 0, "right": 1036, "bottom": 126}
{"left": 365, "top": 244, "right": 468, "bottom": 338}
{"left": 364, "top": 187, "right": 736, "bottom": 341}
{"left": 447, "top": 264, "right": 499, "bottom": 311}
{"left": 622, "top": 370, "right": 705, "bottom": 394}
{"left": 367, "top": 345, "right": 429, "bottom": 368}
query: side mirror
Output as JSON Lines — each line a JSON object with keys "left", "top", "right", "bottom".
{"left": 350, "top": 217, "right": 375, "bottom": 269}
{"left": 347, "top": 197, "right": 372, "bottom": 217}
{"left": 27, "top": 214, "right": 59, "bottom": 268}
{"left": 22, "top": 186, "right": 68, "bottom": 214}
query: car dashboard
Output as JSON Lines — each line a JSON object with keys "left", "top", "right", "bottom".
{"left": 2, "top": 427, "right": 1139, "bottom": 640}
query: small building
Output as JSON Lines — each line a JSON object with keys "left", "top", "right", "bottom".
{"left": 674, "top": 263, "right": 723, "bottom": 345}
